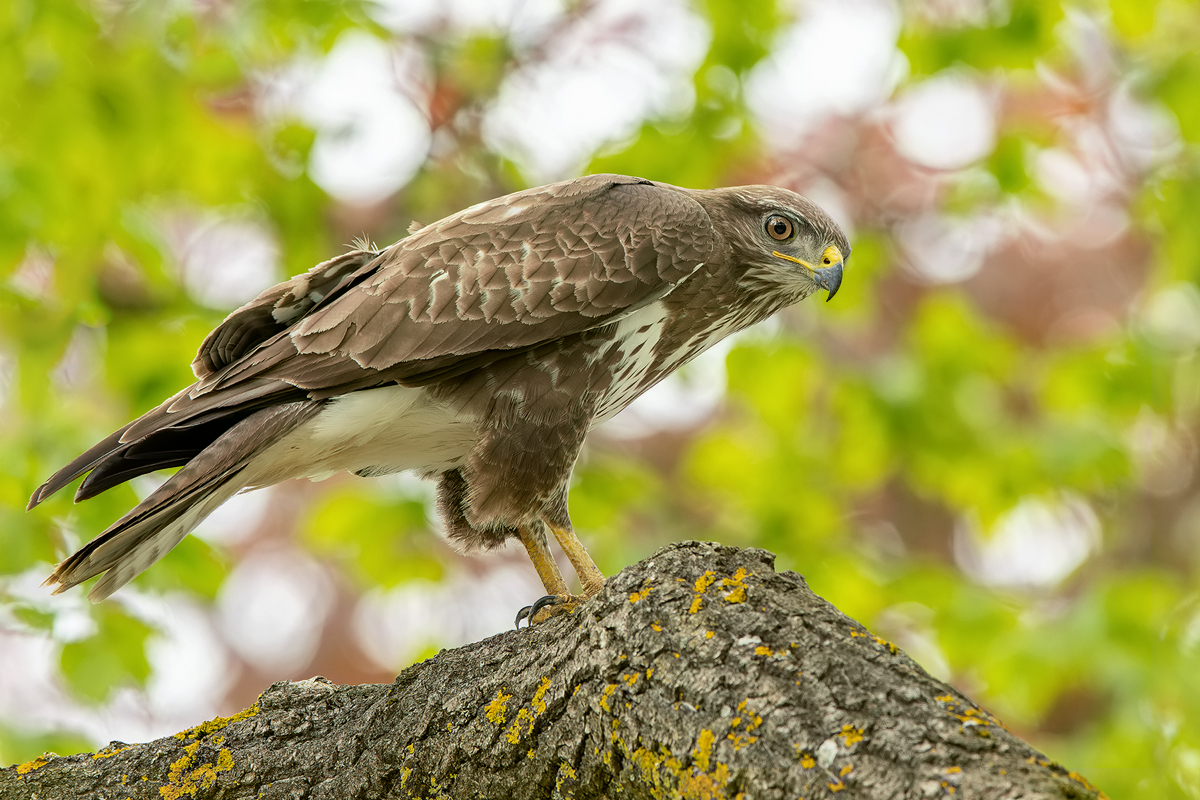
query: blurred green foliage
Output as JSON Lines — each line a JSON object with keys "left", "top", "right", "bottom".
{"left": 1, "top": 0, "right": 1199, "bottom": 797}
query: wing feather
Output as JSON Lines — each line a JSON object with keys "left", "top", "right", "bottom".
{"left": 197, "top": 174, "right": 714, "bottom": 395}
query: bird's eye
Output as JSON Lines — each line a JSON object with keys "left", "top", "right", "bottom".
{"left": 765, "top": 215, "right": 794, "bottom": 241}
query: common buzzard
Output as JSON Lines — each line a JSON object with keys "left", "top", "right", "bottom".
{"left": 29, "top": 174, "right": 848, "bottom": 622}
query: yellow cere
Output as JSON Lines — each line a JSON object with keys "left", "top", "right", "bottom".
{"left": 821, "top": 245, "right": 843, "bottom": 266}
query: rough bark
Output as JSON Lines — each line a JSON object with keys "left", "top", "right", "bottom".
{"left": 3, "top": 542, "right": 1103, "bottom": 799}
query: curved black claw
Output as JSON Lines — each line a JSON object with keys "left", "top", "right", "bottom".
{"left": 514, "top": 594, "right": 566, "bottom": 629}
{"left": 514, "top": 604, "right": 534, "bottom": 629}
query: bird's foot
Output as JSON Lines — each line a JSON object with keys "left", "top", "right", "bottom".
{"left": 514, "top": 593, "right": 584, "bottom": 628}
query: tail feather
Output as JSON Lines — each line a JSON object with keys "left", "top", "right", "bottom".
{"left": 44, "top": 401, "right": 320, "bottom": 600}
{"left": 49, "top": 476, "right": 244, "bottom": 601}
{"left": 73, "top": 412, "right": 258, "bottom": 502}
{"left": 27, "top": 417, "right": 145, "bottom": 510}
{"left": 28, "top": 379, "right": 305, "bottom": 510}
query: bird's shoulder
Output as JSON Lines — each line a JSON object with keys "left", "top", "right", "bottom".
{"left": 193, "top": 175, "right": 716, "bottom": 386}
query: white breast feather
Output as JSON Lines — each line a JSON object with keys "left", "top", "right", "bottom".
{"left": 592, "top": 302, "right": 669, "bottom": 426}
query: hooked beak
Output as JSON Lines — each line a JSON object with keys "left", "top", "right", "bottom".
{"left": 813, "top": 260, "right": 843, "bottom": 302}
{"left": 771, "top": 250, "right": 845, "bottom": 302}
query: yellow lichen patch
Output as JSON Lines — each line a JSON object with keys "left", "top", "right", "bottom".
{"left": 693, "top": 729, "right": 717, "bottom": 771}
{"left": 15, "top": 754, "right": 52, "bottom": 775}
{"left": 848, "top": 628, "right": 898, "bottom": 653}
{"left": 599, "top": 683, "right": 619, "bottom": 712}
{"left": 506, "top": 707, "right": 533, "bottom": 744}
{"left": 705, "top": 631, "right": 715, "bottom": 639}
{"left": 797, "top": 751, "right": 816, "bottom": 769}
{"left": 629, "top": 585, "right": 654, "bottom": 603}
{"left": 679, "top": 759, "right": 733, "bottom": 800}
{"left": 837, "top": 725, "right": 864, "bottom": 747}
{"left": 726, "top": 702, "right": 762, "bottom": 751}
{"left": 532, "top": 676, "right": 552, "bottom": 716}
{"left": 839, "top": 764, "right": 853, "bottom": 777}
{"left": 652, "top": 621, "right": 662, "bottom": 632}
{"left": 646, "top": 667, "right": 655, "bottom": 679}
{"left": 556, "top": 760, "right": 578, "bottom": 792}
{"left": 720, "top": 568, "right": 749, "bottom": 604}
{"left": 174, "top": 704, "right": 260, "bottom": 741}
{"left": 827, "top": 776, "right": 846, "bottom": 792}
{"left": 689, "top": 571, "right": 718, "bottom": 613}
{"left": 754, "top": 645, "right": 773, "bottom": 657}
{"left": 159, "top": 742, "right": 235, "bottom": 800}
{"left": 619, "top": 735, "right": 744, "bottom": 800}
{"left": 1067, "top": 771, "right": 1101, "bottom": 792}
{"left": 727, "top": 732, "right": 757, "bottom": 750}
{"left": 92, "top": 744, "right": 131, "bottom": 761}
{"left": 937, "top": 695, "right": 1003, "bottom": 732}
{"left": 486, "top": 689, "right": 512, "bottom": 725}
{"left": 734, "top": 700, "right": 763, "bottom": 732}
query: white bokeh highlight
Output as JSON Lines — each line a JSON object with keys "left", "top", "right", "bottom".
{"left": 216, "top": 549, "right": 335, "bottom": 673}
{"left": 372, "top": 0, "right": 564, "bottom": 41}
{"left": 353, "top": 551, "right": 544, "bottom": 670}
{"left": 300, "top": 31, "right": 432, "bottom": 204}
{"left": 747, "top": 0, "right": 904, "bottom": 140}
{"left": 955, "top": 494, "right": 1101, "bottom": 588}
{"left": 898, "top": 211, "right": 1007, "bottom": 283}
{"left": 157, "top": 206, "right": 281, "bottom": 310}
{"left": 892, "top": 74, "right": 996, "bottom": 170}
{"left": 484, "top": 0, "right": 709, "bottom": 181}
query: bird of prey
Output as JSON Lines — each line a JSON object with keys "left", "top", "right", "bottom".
{"left": 28, "top": 173, "right": 848, "bottom": 622}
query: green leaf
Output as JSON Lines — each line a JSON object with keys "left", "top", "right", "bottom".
{"left": 59, "top": 605, "right": 154, "bottom": 703}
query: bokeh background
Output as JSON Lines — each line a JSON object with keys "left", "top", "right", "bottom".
{"left": 2, "top": 0, "right": 1198, "bottom": 794}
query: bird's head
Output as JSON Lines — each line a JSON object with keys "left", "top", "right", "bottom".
{"left": 699, "top": 186, "right": 851, "bottom": 302}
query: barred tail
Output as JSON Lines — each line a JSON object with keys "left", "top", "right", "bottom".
{"left": 45, "top": 402, "right": 319, "bottom": 601}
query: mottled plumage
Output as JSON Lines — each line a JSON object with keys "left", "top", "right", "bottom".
{"left": 29, "top": 174, "right": 849, "bottom": 608}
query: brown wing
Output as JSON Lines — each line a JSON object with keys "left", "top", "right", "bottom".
{"left": 30, "top": 174, "right": 714, "bottom": 506}
{"left": 197, "top": 174, "right": 715, "bottom": 395}
{"left": 191, "top": 248, "right": 382, "bottom": 380}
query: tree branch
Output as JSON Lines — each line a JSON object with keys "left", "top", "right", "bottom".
{"left": 3, "top": 542, "right": 1103, "bottom": 799}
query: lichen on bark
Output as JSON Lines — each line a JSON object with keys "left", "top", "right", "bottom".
{"left": 1, "top": 542, "right": 1104, "bottom": 800}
